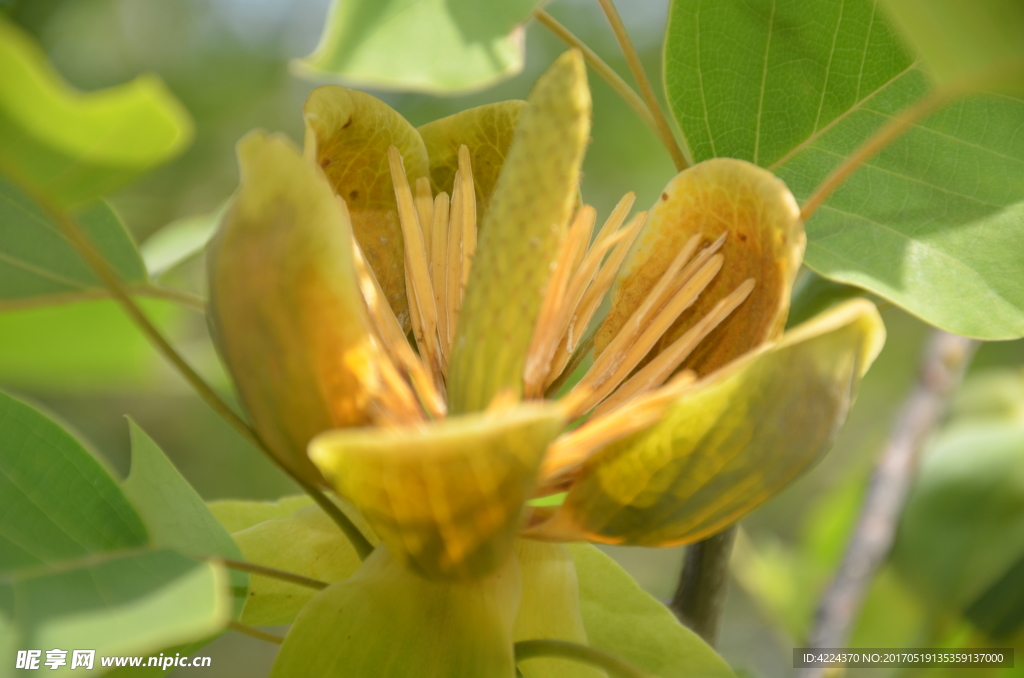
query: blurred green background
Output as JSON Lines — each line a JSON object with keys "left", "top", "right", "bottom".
{"left": 1, "top": 0, "right": 1022, "bottom": 675}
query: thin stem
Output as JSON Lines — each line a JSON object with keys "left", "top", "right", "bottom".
{"left": 799, "top": 87, "right": 956, "bottom": 222}
{"left": 217, "top": 557, "right": 329, "bottom": 591}
{"left": 533, "top": 10, "right": 659, "bottom": 138}
{"left": 131, "top": 283, "right": 206, "bottom": 310}
{"left": 227, "top": 621, "right": 284, "bottom": 645}
{"left": 803, "top": 331, "right": 978, "bottom": 677}
{"left": 670, "top": 525, "right": 737, "bottom": 647}
{"left": 593, "top": 0, "right": 690, "bottom": 170}
{"left": 25, "top": 184, "right": 373, "bottom": 559}
{"left": 514, "top": 640, "right": 653, "bottom": 678}
{"left": 0, "top": 284, "right": 205, "bottom": 312}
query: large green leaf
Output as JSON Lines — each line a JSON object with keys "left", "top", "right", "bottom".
{"left": 208, "top": 495, "right": 314, "bottom": 534}
{"left": 140, "top": 203, "right": 226, "bottom": 278}
{"left": 120, "top": 420, "right": 246, "bottom": 616}
{"left": 567, "top": 544, "right": 734, "bottom": 678}
{"left": 0, "top": 16, "right": 192, "bottom": 206}
{"left": 0, "top": 389, "right": 148, "bottom": 572}
{"left": 664, "top": 0, "right": 1024, "bottom": 339}
{"left": 0, "top": 176, "right": 148, "bottom": 309}
{"left": 295, "top": 0, "right": 536, "bottom": 94}
{"left": 0, "top": 550, "right": 229, "bottom": 676}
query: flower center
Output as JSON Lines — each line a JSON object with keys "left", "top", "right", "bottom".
{"left": 353, "top": 148, "right": 754, "bottom": 483}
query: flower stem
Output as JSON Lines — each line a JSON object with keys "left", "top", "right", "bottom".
{"left": 514, "top": 640, "right": 653, "bottom": 678}
{"left": 217, "top": 557, "right": 329, "bottom": 591}
{"left": 669, "top": 524, "right": 737, "bottom": 647}
{"left": 227, "top": 621, "right": 284, "bottom": 645}
{"left": 593, "top": 0, "right": 691, "bottom": 170}
{"left": 27, "top": 185, "right": 373, "bottom": 560}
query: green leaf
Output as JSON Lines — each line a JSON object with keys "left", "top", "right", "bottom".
{"left": 664, "top": 0, "right": 1024, "bottom": 339}
{"left": 270, "top": 546, "right": 520, "bottom": 678}
{"left": 140, "top": 203, "right": 226, "bottom": 277}
{"left": 295, "top": 0, "right": 536, "bottom": 94}
{"left": 0, "top": 299, "right": 178, "bottom": 391}
{"left": 120, "top": 420, "right": 247, "bottom": 616}
{"left": 0, "top": 389, "right": 147, "bottom": 572}
{"left": 0, "top": 176, "right": 148, "bottom": 310}
{"left": 966, "top": 549, "right": 1024, "bottom": 640}
{"left": 567, "top": 544, "right": 735, "bottom": 678}
{"left": 0, "top": 550, "right": 229, "bottom": 672}
{"left": 892, "top": 420, "right": 1024, "bottom": 612}
{"left": 879, "top": 0, "right": 1024, "bottom": 89}
{"left": 233, "top": 503, "right": 369, "bottom": 626}
{"left": 0, "top": 16, "right": 192, "bottom": 206}
{"left": 207, "top": 495, "right": 314, "bottom": 534}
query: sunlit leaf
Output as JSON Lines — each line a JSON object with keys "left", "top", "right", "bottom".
{"left": 514, "top": 541, "right": 603, "bottom": 678}
{"left": 419, "top": 101, "right": 527, "bottom": 218}
{"left": 893, "top": 419, "right": 1024, "bottom": 614}
{"left": 140, "top": 203, "right": 226, "bottom": 277}
{"left": 270, "top": 546, "right": 520, "bottom": 678}
{"left": 120, "top": 420, "right": 246, "bottom": 617}
{"left": 295, "top": 0, "right": 535, "bottom": 94}
{"left": 596, "top": 158, "right": 804, "bottom": 377}
{"left": 208, "top": 495, "right": 314, "bottom": 534}
{"left": 233, "top": 503, "right": 374, "bottom": 626}
{"left": 0, "top": 176, "right": 148, "bottom": 309}
{"left": 207, "top": 131, "right": 380, "bottom": 485}
{"left": 0, "top": 550, "right": 229, "bottom": 667}
{"left": 531, "top": 299, "right": 885, "bottom": 545}
{"left": 0, "top": 16, "right": 192, "bottom": 206}
{"left": 880, "top": 0, "right": 1024, "bottom": 90}
{"left": 0, "top": 389, "right": 147, "bottom": 572}
{"left": 568, "top": 544, "right": 735, "bottom": 678}
{"left": 664, "top": 0, "right": 1024, "bottom": 339}
{"left": 311, "top": 402, "right": 563, "bottom": 579}
{"left": 447, "top": 50, "right": 590, "bottom": 413}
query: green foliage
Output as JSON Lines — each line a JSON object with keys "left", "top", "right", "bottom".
{"left": 121, "top": 420, "right": 247, "bottom": 616}
{"left": 140, "top": 204, "right": 225, "bottom": 278}
{"left": 208, "top": 495, "right": 315, "bottom": 534}
{"left": 296, "top": 0, "right": 537, "bottom": 94}
{"left": 0, "top": 389, "right": 148, "bottom": 571}
{"left": 569, "top": 544, "right": 734, "bottom": 678}
{"left": 0, "top": 178, "right": 147, "bottom": 309}
{"left": 879, "top": 0, "right": 1024, "bottom": 89}
{"left": 0, "top": 550, "right": 229, "bottom": 674}
{"left": 664, "top": 0, "right": 1024, "bottom": 339}
{"left": 0, "top": 16, "right": 192, "bottom": 206}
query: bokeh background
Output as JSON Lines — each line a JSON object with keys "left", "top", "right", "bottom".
{"left": 1, "top": 0, "right": 1022, "bottom": 675}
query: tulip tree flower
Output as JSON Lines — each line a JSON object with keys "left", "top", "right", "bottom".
{"left": 208, "top": 50, "right": 884, "bottom": 677}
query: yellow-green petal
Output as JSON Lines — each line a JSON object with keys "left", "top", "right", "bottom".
{"left": 514, "top": 540, "right": 604, "bottom": 678}
{"left": 234, "top": 503, "right": 376, "bottom": 626}
{"left": 418, "top": 101, "right": 527, "bottom": 218}
{"left": 270, "top": 546, "right": 520, "bottom": 678}
{"left": 207, "top": 131, "right": 379, "bottom": 486}
{"left": 303, "top": 86, "right": 429, "bottom": 330}
{"left": 595, "top": 158, "right": 805, "bottom": 377}
{"left": 531, "top": 299, "right": 885, "bottom": 546}
{"left": 310, "top": 403, "right": 564, "bottom": 579}
{"left": 447, "top": 50, "right": 591, "bottom": 413}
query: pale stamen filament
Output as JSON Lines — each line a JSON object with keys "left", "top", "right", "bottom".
{"left": 430, "top": 192, "right": 451, "bottom": 367}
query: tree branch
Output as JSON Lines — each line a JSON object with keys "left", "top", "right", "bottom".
{"left": 803, "top": 330, "right": 978, "bottom": 675}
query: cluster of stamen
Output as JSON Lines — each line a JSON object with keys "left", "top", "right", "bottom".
{"left": 351, "top": 147, "right": 755, "bottom": 487}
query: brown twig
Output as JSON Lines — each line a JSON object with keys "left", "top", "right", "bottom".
{"left": 592, "top": 0, "right": 691, "bottom": 170}
{"left": 803, "top": 330, "right": 978, "bottom": 675}
{"left": 670, "top": 525, "right": 737, "bottom": 647}
{"left": 217, "top": 557, "right": 329, "bottom": 591}
{"left": 227, "top": 621, "right": 284, "bottom": 645}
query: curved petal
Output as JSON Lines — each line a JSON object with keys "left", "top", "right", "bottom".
{"left": 528, "top": 299, "right": 885, "bottom": 546}
{"left": 418, "top": 101, "right": 527, "bottom": 219}
{"left": 595, "top": 159, "right": 805, "bottom": 377}
{"left": 309, "top": 403, "right": 564, "bottom": 579}
{"left": 207, "top": 131, "right": 379, "bottom": 486}
{"left": 303, "top": 86, "right": 429, "bottom": 329}
{"left": 447, "top": 50, "right": 591, "bottom": 414}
